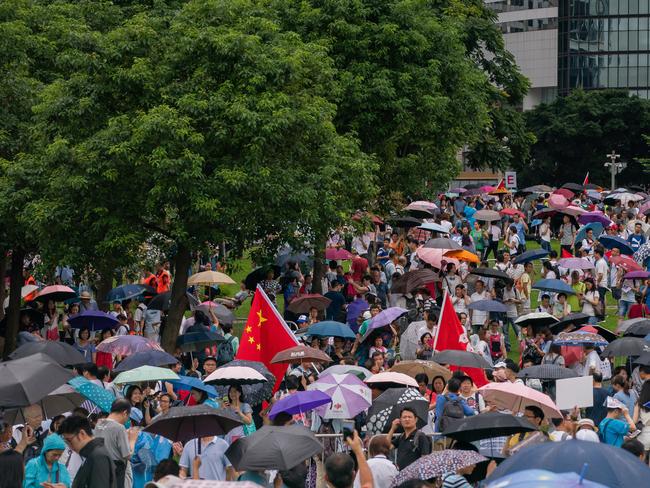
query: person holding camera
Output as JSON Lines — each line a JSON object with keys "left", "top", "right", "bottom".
{"left": 324, "top": 430, "right": 374, "bottom": 488}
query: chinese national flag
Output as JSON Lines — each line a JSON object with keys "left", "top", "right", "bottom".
{"left": 236, "top": 286, "right": 299, "bottom": 392}
{"left": 494, "top": 179, "right": 506, "bottom": 192}
{"left": 583, "top": 172, "right": 589, "bottom": 186}
{"left": 561, "top": 248, "right": 573, "bottom": 258}
{"left": 433, "top": 291, "right": 488, "bottom": 387}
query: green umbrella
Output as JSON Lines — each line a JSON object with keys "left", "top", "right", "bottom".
{"left": 113, "top": 365, "right": 180, "bottom": 385}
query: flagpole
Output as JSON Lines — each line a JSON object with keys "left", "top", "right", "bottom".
{"left": 432, "top": 290, "right": 448, "bottom": 352}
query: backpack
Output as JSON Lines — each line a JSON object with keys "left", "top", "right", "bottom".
{"left": 439, "top": 395, "right": 465, "bottom": 432}
{"left": 217, "top": 336, "right": 236, "bottom": 366}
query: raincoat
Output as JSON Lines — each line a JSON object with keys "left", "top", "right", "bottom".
{"left": 23, "top": 433, "right": 71, "bottom": 488}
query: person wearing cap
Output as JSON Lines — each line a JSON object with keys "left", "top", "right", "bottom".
{"left": 575, "top": 419, "right": 600, "bottom": 443}
{"left": 599, "top": 397, "right": 637, "bottom": 447}
{"left": 78, "top": 290, "right": 99, "bottom": 312}
{"left": 295, "top": 314, "right": 308, "bottom": 327}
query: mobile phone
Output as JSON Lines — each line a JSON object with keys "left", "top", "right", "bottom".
{"left": 342, "top": 420, "right": 355, "bottom": 440}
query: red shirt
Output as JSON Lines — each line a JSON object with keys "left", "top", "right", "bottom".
{"left": 628, "top": 304, "right": 650, "bottom": 319}
{"left": 156, "top": 270, "right": 171, "bottom": 294}
{"left": 351, "top": 256, "right": 369, "bottom": 282}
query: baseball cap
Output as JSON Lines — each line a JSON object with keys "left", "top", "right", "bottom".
{"left": 493, "top": 361, "right": 507, "bottom": 369}
{"left": 296, "top": 315, "right": 308, "bottom": 324}
{"left": 362, "top": 311, "right": 372, "bottom": 320}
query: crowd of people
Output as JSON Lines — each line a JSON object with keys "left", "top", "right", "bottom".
{"left": 1, "top": 183, "right": 650, "bottom": 488}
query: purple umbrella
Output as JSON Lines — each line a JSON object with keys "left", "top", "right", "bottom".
{"left": 346, "top": 297, "right": 369, "bottom": 330}
{"left": 308, "top": 373, "right": 372, "bottom": 419}
{"left": 558, "top": 257, "right": 594, "bottom": 270}
{"left": 624, "top": 270, "right": 650, "bottom": 280}
{"left": 68, "top": 310, "right": 119, "bottom": 331}
{"left": 578, "top": 211, "right": 612, "bottom": 226}
{"left": 268, "top": 390, "right": 332, "bottom": 419}
{"left": 361, "top": 307, "right": 408, "bottom": 341}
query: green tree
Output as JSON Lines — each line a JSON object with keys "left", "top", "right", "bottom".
{"left": 516, "top": 90, "right": 650, "bottom": 188}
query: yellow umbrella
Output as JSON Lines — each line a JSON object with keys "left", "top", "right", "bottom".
{"left": 444, "top": 249, "right": 480, "bottom": 263}
{"left": 187, "top": 270, "right": 236, "bottom": 286}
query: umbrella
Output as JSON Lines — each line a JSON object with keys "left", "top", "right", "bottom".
{"left": 97, "top": 335, "right": 162, "bottom": 356}
{"left": 365, "top": 372, "right": 419, "bottom": 388}
{"left": 34, "top": 285, "right": 77, "bottom": 303}
{"left": 624, "top": 270, "right": 650, "bottom": 280}
{"left": 320, "top": 364, "right": 373, "bottom": 380}
{"left": 187, "top": 270, "right": 236, "bottom": 286}
{"left": 168, "top": 376, "right": 218, "bottom": 398}
{"left": 3, "top": 384, "right": 85, "bottom": 425}
{"left": 306, "top": 321, "right": 356, "bottom": 340}
{"left": 512, "top": 249, "right": 549, "bottom": 265}
{"left": 268, "top": 390, "right": 332, "bottom": 419}
{"left": 598, "top": 236, "right": 634, "bottom": 255}
{"left": 575, "top": 222, "right": 604, "bottom": 243}
{"left": 574, "top": 325, "right": 617, "bottom": 343}
{"left": 500, "top": 208, "right": 525, "bottom": 218}
{"left": 578, "top": 212, "right": 611, "bottom": 226}
{"left": 113, "top": 365, "right": 180, "bottom": 385}
{"left": 523, "top": 185, "right": 553, "bottom": 193}
{"left": 553, "top": 331, "right": 609, "bottom": 347}
{"left": 325, "top": 248, "right": 353, "bottom": 260}
{"left": 2, "top": 284, "right": 39, "bottom": 308}
{"left": 562, "top": 182, "right": 583, "bottom": 192}
{"left": 389, "top": 360, "right": 452, "bottom": 382}
{"left": 431, "top": 350, "right": 492, "bottom": 369}
{"left": 105, "top": 284, "right": 151, "bottom": 303}
{"left": 176, "top": 330, "right": 225, "bottom": 353}
{"left": 514, "top": 312, "right": 558, "bottom": 330}
{"left": 69, "top": 376, "right": 115, "bottom": 413}
{"left": 557, "top": 257, "right": 593, "bottom": 270}
{"left": 270, "top": 345, "right": 332, "bottom": 364}
{"left": 214, "top": 360, "right": 276, "bottom": 406}
{"left": 147, "top": 291, "right": 199, "bottom": 312}
{"left": 366, "top": 387, "right": 429, "bottom": 435}
{"left": 351, "top": 211, "right": 384, "bottom": 225}
{"left": 549, "top": 312, "right": 590, "bottom": 334}
{"left": 517, "top": 365, "right": 578, "bottom": 380}
{"left": 391, "top": 450, "right": 488, "bottom": 486}
{"left": 362, "top": 307, "right": 408, "bottom": 338}
{"left": 633, "top": 351, "right": 650, "bottom": 366}
{"left": 390, "top": 269, "right": 440, "bottom": 294}
{"left": 9, "top": 341, "right": 85, "bottom": 366}
{"left": 68, "top": 310, "right": 119, "bottom": 331}
{"left": 617, "top": 317, "right": 650, "bottom": 335}
{"left": 487, "top": 469, "right": 609, "bottom": 488}
{"left": 225, "top": 424, "right": 322, "bottom": 471}
{"left": 487, "top": 439, "right": 650, "bottom": 488}
{"left": 440, "top": 412, "right": 537, "bottom": 443}
{"left": 275, "top": 251, "right": 313, "bottom": 268}
{"left": 470, "top": 268, "right": 513, "bottom": 284}
{"left": 0, "top": 353, "right": 75, "bottom": 408}
{"left": 474, "top": 209, "right": 502, "bottom": 222}
{"left": 388, "top": 216, "right": 423, "bottom": 228}
{"left": 479, "top": 382, "right": 562, "bottom": 419}
{"left": 244, "top": 265, "right": 281, "bottom": 291}
{"left": 195, "top": 302, "right": 235, "bottom": 325}
{"left": 468, "top": 299, "right": 508, "bottom": 313}
{"left": 603, "top": 337, "right": 649, "bottom": 356}
{"left": 416, "top": 248, "right": 459, "bottom": 268}
{"left": 144, "top": 405, "right": 243, "bottom": 442}
{"left": 549, "top": 193, "right": 570, "bottom": 209}
{"left": 204, "top": 366, "right": 268, "bottom": 386}
{"left": 624, "top": 321, "right": 650, "bottom": 337}
{"left": 307, "top": 373, "right": 372, "bottom": 419}
{"left": 609, "top": 255, "right": 642, "bottom": 272}
{"left": 423, "top": 237, "right": 462, "bottom": 249}
{"left": 532, "top": 279, "right": 576, "bottom": 295}
{"left": 287, "top": 294, "right": 331, "bottom": 313}
{"left": 418, "top": 222, "right": 449, "bottom": 234}
{"left": 113, "top": 350, "right": 178, "bottom": 372}
{"left": 444, "top": 249, "right": 480, "bottom": 263}
{"left": 405, "top": 200, "right": 438, "bottom": 213}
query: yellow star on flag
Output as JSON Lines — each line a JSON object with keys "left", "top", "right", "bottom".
{"left": 257, "top": 310, "right": 267, "bottom": 327}
{"left": 248, "top": 336, "right": 255, "bottom": 344}
{"left": 245, "top": 326, "right": 252, "bottom": 333}
{"left": 256, "top": 344, "right": 261, "bottom": 351}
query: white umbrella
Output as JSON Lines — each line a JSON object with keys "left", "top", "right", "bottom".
{"left": 187, "top": 270, "right": 236, "bottom": 286}
{"left": 308, "top": 373, "right": 372, "bottom": 419}
{"left": 365, "top": 371, "right": 418, "bottom": 388}
{"left": 204, "top": 366, "right": 268, "bottom": 386}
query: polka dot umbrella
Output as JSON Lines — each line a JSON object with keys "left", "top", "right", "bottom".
{"left": 391, "top": 450, "right": 487, "bottom": 486}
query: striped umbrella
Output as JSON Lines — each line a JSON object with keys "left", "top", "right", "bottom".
{"left": 308, "top": 373, "right": 372, "bottom": 419}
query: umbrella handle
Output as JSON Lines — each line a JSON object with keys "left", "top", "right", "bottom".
{"left": 578, "top": 463, "right": 588, "bottom": 484}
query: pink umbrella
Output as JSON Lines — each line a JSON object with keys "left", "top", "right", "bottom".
{"left": 325, "top": 248, "right": 353, "bottom": 260}
{"left": 553, "top": 188, "right": 574, "bottom": 200}
{"left": 405, "top": 200, "right": 438, "bottom": 211}
{"left": 558, "top": 257, "right": 594, "bottom": 270}
{"left": 34, "top": 285, "right": 77, "bottom": 303}
{"left": 96, "top": 336, "right": 162, "bottom": 356}
{"left": 564, "top": 205, "right": 587, "bottom": 216}
{"left": 548, "top": 193, "right": 569, "bottom": 210}
{"left": 479, "top": 382, "right": 562, "bottom": 419}
{"left": 609, "top": 255, "right": 642, "bottom": 272}
{"left": 480, "top": 185, "right": 495, "bottom": 193}
{"left": 416, "top": 248, "right": 459, "bottom": 269}
{"left": 365, "top": 371, "right": 418, "bottom": 388}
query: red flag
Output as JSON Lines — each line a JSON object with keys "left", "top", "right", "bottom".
{"left": 236, "top": 286, "right": 299, "bottom": 392}
{"left": 494, "top": 179, "right": 506, "bottom": 192}
{"left": 583, "top": 172, "right": 589, "bottom": 186}
{"left": 561, "top": 248, "right": 573, "bottom": 258}
{"left": 433, "top": 291, "right": 488, "bottom": 387}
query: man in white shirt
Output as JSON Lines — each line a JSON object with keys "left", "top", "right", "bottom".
{"left": 470, "top": 280, "right": 490, "bottom": 334}
{"left": 594, "top": 246, "right": 608, "bottom": 319}
{"left": 354, "top": 435, "right": 397, "bottom": 488}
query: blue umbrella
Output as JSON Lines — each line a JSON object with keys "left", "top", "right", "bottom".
{"left": 268, "top": 390, "right": 332, "bottom": 419}
{"left": 418, "top": 222, "right": 449, "bottom": 234}
{"left": 530, "top": 219, "right": 542, "bottom": 227}
{"left": 113, "top": 350, "right": 179, "bottom": 373}
{"left": 512, "top": 249, "right": 549, "bottom": 265}
{"left": 307, "top": 321, "right": 356, "bottom": 340}
{"left": 168, "top": 376, "right": 218, "bottom": 398}
{"left": 575, "top": 222, "right": 604, "bottom": 244}
{"left": 598, "top": 235, "right": 634, "bottom": 255}
{"left": 69, "top": 376, "right": 115, "bottom": 413}
{"left": 105, "top": 284, "right": 150, "bottom": 303}
{"left": 468, "top": 299, "right": 508, "bottom": 312}
{"left": 487, "top": 439, "right": 650, "bottom": 487}
{"left": 487, "top": 469, "right": 608, "bottom": 488}
{"left": 532, "top": 279, "right": 576, "bottom": 295}
{"left": 68, "top": 310, "right": 119, "bottom": 331}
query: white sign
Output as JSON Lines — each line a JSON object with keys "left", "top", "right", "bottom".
{"left": 555, "top": 376, "right": 594, "bottom": 410}
{"left": 505, "top": 171, "right": 517, "bottom": 190}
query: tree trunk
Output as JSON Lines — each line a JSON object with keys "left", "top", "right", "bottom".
{"left": 3, "top": 248, "right": 25, "bottom": 358}
{"left": 311, "top": 234, "right": 326, "bottom": 295}
{"left": 0, "top": 250, "right": 8, "bottom": 322}
{"left": 161, "top": 244, "right": 191, "bottom": 353}
{"left": 96, "top": 265, "right": 115, "bottom": 312}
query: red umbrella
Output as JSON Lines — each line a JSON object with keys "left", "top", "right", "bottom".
{"left": 609, "top": 255, "right": 642, "bottom": 272}
{"left": 270, "top": 345, "right": 332, "bottom": 364}
{"left": 553, "top": 188, "right": 575, "bottom": 199}
{"left": 351, "top": 212, "right": 383, "bottom": 225}
{"left": 325, "top": 248, "right": 353, "bottom": 260}
{"left": 287, "top": 294, "right": 332, "bottom": 313}
{"left": 500, "top": 208, "right": 525, "bottom": 218}
{"left": 34, "top": 285, "right": 77, "bottom": 303}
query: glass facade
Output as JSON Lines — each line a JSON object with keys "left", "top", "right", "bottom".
{"left": 559, "top": 1, "right": 650, "bottom": 97}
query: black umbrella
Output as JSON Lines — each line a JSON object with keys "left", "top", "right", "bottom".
{"left": 514, "top": 312, "right": 558, "bottom": 331}
{"left": 388, "top": 216, "right": 423, "bottom": 229}
{"left": 3, "top": 384, "right": 85, "bottom": 425}
{"left": 225, "top": 424, "right": 322, "bottom": 471}
{"left": 512, "top": 249, "right": 549, "bottom": 265}
{"left": 176, "top": 330, "right": 225, "bottom": 353}
{"left": 469, "top": 268, "right": 513, "bottom": 284}
{"left": 633, "top": 352, "right": 650, "bottom": 366}
{"left": 517, "top": 365, "right": 578, "bottom": 380}
{"left": 144, "top": 405, "right": 243, "bottom": 442}
{"left": 244, "top": 265, "right": 281, "bottom": 292}
{"left": 549, "top": 312, "right": 590, "bottom": 334}
{"left": 9, "top": 341, "right": 86, "bottom": 366}
{"left": 113, "top": 350, "right": 178, "bottom": 373}
{"left": 602, "top": 337, "right": 650, "bottom": 357}
{"left": 431, "top": 350, "right": 492, "bottom": 369}
{"left": 195, "top": 302, "right": 235, "bottom": 325}
{"left": 441, "top": 412, "right": 537, "bottom": 443}
{"left": 366, "top": 387, "right": 429, "bottom": 435}
{"left": 617, "top": 318, "right": 650, "bottom": 335}
{"left": 624, "top": 321, "right": 650, "bottom": 337}
{"left": 390, "top": 269, "right": 440, "bottom": 294}
{"left": 0, "top": 353, "right": 75, "bottom": 408}
{"left": 147, "top": 291, "right": 199, "bottom": 312}
{"left": 423, "top": 237, "right": 461, "bottom": 249}
{"left": 215, "top": 359, "right": 276, "bottom": 406}
{"left": 562, "top": 182, "right": 583, "bottom": 192}
{"left": 275, "top": 252, "right": 312, "bottom": 268}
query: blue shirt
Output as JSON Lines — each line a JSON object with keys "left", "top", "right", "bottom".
{"left": 515, "top": 222, "right": 527, "bottom": 244}
{"left": 599, "top": 417, "right": 629, "bottom": 447}
{"left": 377, "top": 246, "right": 389, "bottom": 265}
{"left": 628, "top": 233, "right": 646, "bottom": 252}
{"left": 434, "top": 393, "right": 476, "bottom": 432}
{"left": 179, "top": 437, "right": 231, "bottom": 480}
